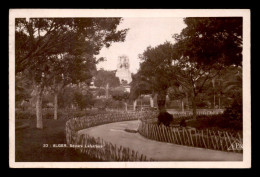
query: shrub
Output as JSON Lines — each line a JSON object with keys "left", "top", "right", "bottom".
{"left": 180, "top": 119, "right": 186, "bottom": 127}
{"left": 15, "top": 109, "right": 108, "bottom": 120}
{"left": 157, "top": 111, "right": 173, "bottom": 126}
{"left": 192, "top": 114, "right": 242, "bottom": 131}
{"left": 15, "top": 109, "right": 35, "bottom": 119}
{"left": 223, "top": 98, "right": 242, "bottom": 121}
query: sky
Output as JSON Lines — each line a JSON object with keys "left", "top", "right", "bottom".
{"left": 96, "top": 17, "right": 187, "bottom": 74}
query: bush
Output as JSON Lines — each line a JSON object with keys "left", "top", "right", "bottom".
{"left": 103, "top": 98, "right": 126, "bottom": 110}
{"left": 223, "top": 97, "right": 242, "bottom": 121}
{"left": 157, "top": 111, "right": 173, "bottom": 126}
{"left": 192, "top": 114, "right": 242, "bottom": 131}
{"left": 15, "top": 109, "right": 108, "bottom": 120}
{"left": 15, "top": 109, "right": 35, "bottom": 119}
{"left": 180, "top": 119, "right": 186, "bottom": 127}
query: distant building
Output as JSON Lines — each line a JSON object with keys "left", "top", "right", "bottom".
{"left": 115, "top": 55, "right": 132, "bottom": 92}
{"left": 116, "top": 55, "right": 132, "bottom": 84}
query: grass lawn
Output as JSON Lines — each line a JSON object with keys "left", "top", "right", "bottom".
{"left": 15, "top": 119, "right": 101, "bottom": 162}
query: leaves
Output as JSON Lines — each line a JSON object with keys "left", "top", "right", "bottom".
{"left": 173, "top": 17, "right": 242, "bottom": 66}
{"left": 15, "top": 17, "right": 128, "bottom": 103}
{"left": 110, "top": 87, "right": 129, "bottom": 101}
{"left": 93, "top": 69, "right": 120, "bottom": 88}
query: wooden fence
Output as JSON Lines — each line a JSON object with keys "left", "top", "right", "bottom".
{"left": 171, "top": 110, "right": 224, "bottom": 118}
{"left": 138, "top": 120, "right": 242, "bottom": 153}
{"left": 65, "top": 112, "right": 154, "bottom": 161}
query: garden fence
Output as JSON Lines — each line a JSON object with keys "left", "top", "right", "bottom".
{"left": 138, "top": 120, "right": 242, "bottom": 153}
{"left": 65, "top": 112, "right": 155, "bottom": 161}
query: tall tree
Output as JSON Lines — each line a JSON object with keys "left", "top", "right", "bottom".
{"left": 172, "top": 17, "right": 242, "bottom": 118}
{"left": 49, "top": 53, "right": 96, "bottom": 120}
{"left": 94, "top": 69, "right": 120, "bottom": 88}
{"left": 15, "top": 18, "right": 128, "bottom": 128}
{"left": 173, "top": 17, "right": 242, "bottom": 66}
{"left": 138, "top": 42, "right": 175, "bottom": 112}
{"left": 15, "top": 72, "right": 33, "bottom": 109}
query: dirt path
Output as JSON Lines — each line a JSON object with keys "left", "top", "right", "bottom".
{"left": 78, "top": 120, "right": 242, "bottom": 161}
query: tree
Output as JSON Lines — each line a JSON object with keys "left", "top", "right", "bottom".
{"left": 167, "top": 85, "right": 186, "bottom": 111}
{"left": 129, "top": 72, "right": 153, "bottom": 101}
{"left": 15, "top": 72, "right": 33, "bottom": 109}
{"left": 171, "top": 55, "right": 223, "bottom": 118}
{"left": 93, "top": 69, "right": 120, "bottom": 88}
{"left": 73, "top": 90, "right": 95, "bottom": 110}
{"left": 96, "top": 88, "right": 106, "bottom": 97}
{"left": 172, "top": 17, "right": 242, "bottom": 119}
{"left": 57, "top": 85, "right": 76, "bottom": 109}
{"left": 173, "top": 17, "right": 242, "bottom": 66}
{"left": 138, "top": 42, "right": 175, "bottom": 112}
{"left": 110, "top": 87, "right": 130, "bottom": 111}
{"left": 222, "top": 66, "right": 242, "bottom": 120}
{"left": 49, "top": 53, "right": 96, "bottom": 120}
{"left": 93, "top": 69, "right": 121, "bottom": 99}
{"left": 15, "top": 18, "right": 128, "bottom": 128}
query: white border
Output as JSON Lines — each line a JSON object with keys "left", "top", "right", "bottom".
{"left": 9, "top": 9, "right": 251, "bottom": 168}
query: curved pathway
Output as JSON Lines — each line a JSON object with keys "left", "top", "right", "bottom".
{"left": 78, "top": 120, "right": 242, "bottom": 161}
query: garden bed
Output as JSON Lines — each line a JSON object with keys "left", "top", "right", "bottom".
{"left": 137, "top": 112, "right": 242, "bottom": 153}
{"left": 138, "top": 119, "right": 242, "bottom": 153}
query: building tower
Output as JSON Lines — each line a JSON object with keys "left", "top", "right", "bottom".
{"left": 115, "top": 55, "right": 132, "bottom": 84}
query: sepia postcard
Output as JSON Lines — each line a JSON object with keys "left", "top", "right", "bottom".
{"left": 9, "top": 9, "right": 251, "bottom": 168}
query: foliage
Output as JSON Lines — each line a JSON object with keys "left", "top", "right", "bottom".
{"left": 187, "top": 114, "right": 242, "bottom": 132}
{"left": 96, "top": 88, "right": 106, "bottom": 97}
{"left": 15, "top": 18, "right": 128, "bottom": 74}
{"left": 57, "top": 86, "right": 76, "bottom": 108}
{"left": 137, "top": 42, "right": 177, "bottom": 111}
{"left": 173, "top": 17, "right": 242, "bottom": 66}
{"left": 222, "top": 93, "right": 242, "bottom": 121}
{"left": 169, "top": 17, "right": 242, "bottom": 118}
{"left": 93, "top": 69, "right": 120, "bottom": 88}
{"left": 129, "top": 72, "right": 153, "bottom": 101}
{"left": 179, "top": 119, "right": 187, "bottom": 127}
{"left": 157, "top": 111, "right": 173, "bottom": 126}
{"left": 138, "top": 42, "right": 175, "bottom": 93}
{"left": 94, "top": 98, "right": 107, "bottom": 110}
{"left": 15, "top": 108, "right": 108, "bottom": 120}
{"left": 73, "top": 91, "right": 95, "bottom": 110}
{"left": 104, "top": 98, "right": 126, "bottom": 109}
{"left": 15, "top": 18, "right": 128, "bottom": 127}
{"left": 198, "top": 65, "right": 242, "bottom": 109}
{"left": 110, "top": 87, "right": 129, "bottom": 101}
{"left": 15, "top": 73, "right": 33, "bottom": 106}
{"left": 167, "top": 85, "right": 186, "bottom": 101}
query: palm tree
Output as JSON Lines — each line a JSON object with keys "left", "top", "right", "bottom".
{"left": 222, "top": 66, "right": 242, "bottom": 120}
{"left": 223, "top": 66, "right": 242, "bottom": 101}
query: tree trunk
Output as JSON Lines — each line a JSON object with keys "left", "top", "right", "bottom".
{"left": 213, "top": 91, "right": 216, "bottom": 109}
{"left": 54, "top": 91, "right": 58, "bottom": 120}
{"left": 141, "top": 97, "right": 143, "bottom": 111}
{"left": 157, "top": 90, "right": 167, "bottom": 112}
{"left": 150, "top": 95, "right": 154, "bottom": 107}
{"left": 125, "top": 102, "right": 127, "bottom": 112}
{"left": 133, "top": 99, "right": 137, "bottom": 111}
{"left": 219, "top": 95, "right": 221, "bottom": 109}
{"left": 106, "top": 83, "right": 109, "bottom": 99}
{"left": 36, "top": 87, "right": 43, "bottom": 129}
{"left": 181, "top": 99, "right": 184, "bottom": 112}
{"left": 192, "top": 96, "right": 197, "bottom": 119}
{"left": 186, "top": 93, "right": 189, "bottom": 110}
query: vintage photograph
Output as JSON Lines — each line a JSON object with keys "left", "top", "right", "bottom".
{"left": 9, "top": 9, "right": 251, "bottom": 168}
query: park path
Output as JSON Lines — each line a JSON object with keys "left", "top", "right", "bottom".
{"left": 78, "top": 120, "right": 242, "bottom": 161}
